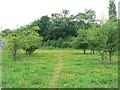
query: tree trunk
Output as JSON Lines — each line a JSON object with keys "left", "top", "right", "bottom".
{"left": 83, "top": 50, "right": 86, "bottom": 54}
{"left": 13, "top": 42, "right": 17, "bottom": 61}
{"left": 26, "top": 50, "right": 28, "bottom": 55}
{"left": 109, "top": 50, "right": 112, "bottom": 63}
{"left": 101, "top": 52, "right": 104, "bottom": 64}
{"left": 93, "top": 50, "right": 95, "bottom": 54}
{"left": 13, "top": 50, "right": 16, "bottom": 61}
{"left": 28, "top": 51, "right": 32, "bottom": 57}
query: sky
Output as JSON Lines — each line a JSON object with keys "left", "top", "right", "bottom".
{"left": 0, "top": 0, "right": 120, "bottom": 31}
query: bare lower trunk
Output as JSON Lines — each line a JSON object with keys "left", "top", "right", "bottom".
{"left": 101, "top": 52, "right": 104, "bottom": 64}
{"left": 93, "top": 50, "right": 95, "bottom": 54}
{"left": 109, "top": 51, "right": 112, "bottom": 63}
{"left": 26, "top": 50, "right": 28, "bottom": 55}
{"left": 91, "top": 49, "right": 95, "bottom": 54}
{"left": 28, "top": 51, "right": 33, "bottom": 57}
{"left": 83, "top": 50, "right": 86, "bottom": 54}
{"left": 13, "top": 50, "right": 16, "bottom": 61}
{"left": 13, "top": 42, "right": 17, "bottom": 61}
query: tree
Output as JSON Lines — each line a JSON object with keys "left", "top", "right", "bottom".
{"left": 107, "top": 0, "right": 117, "bottom": 62}
{"left": 22, "top": 26, "right": 42, "bottom": 56}
{"left": 72, "top": 29, "right": 88, "bottom": 54}
{"left": 95, "top": 18, "right": 118, "bottom": 63}
{"left": 87, "top": 24, "right": 99, "bottom": 54}
{"left": 95, "top": 25, "right": 108, "bottom": 64}
{"left": 105, "top": 19, "right": 118, "bottom": 62}
{"left": 84, "top": 9, "right": 96, "bottom": 24}
{"left": 91, "top": 0, "right": 117, "bottom": 63}
{"left": 48, "top": 10, "right": 77, "bottom": 40}
{"left": 7, "top": 32, "right": 22, "bottom": 61}
{"left": 108, "top": 0, "right": 117, "bottom": 19}
{"left": 76, "top": 9, "right": 96, "bottom": 30}
{"left": 1, "top": 29, "right": 11, "bottom": 37}
{"left": 37, "top": 15, "right": 51, "bottom": 41}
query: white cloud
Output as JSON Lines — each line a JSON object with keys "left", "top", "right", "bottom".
{"left": 0, "top": 0, "right": 119, "bottom": 31}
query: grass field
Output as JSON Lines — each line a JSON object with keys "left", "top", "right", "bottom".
{"left": 2, "top": 48, "right": 118, "bottom": 88}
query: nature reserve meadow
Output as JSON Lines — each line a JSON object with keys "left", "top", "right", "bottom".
{"left": 0, "top": 0, "right": 119, "bottom": 88}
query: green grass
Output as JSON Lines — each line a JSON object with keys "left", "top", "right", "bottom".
{"left": 2, "top": 48, "right": 118, "bottom": 88}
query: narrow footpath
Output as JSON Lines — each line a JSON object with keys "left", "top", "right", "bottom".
{"left": 48, "top": 53, "right": 63, "bottom": 88}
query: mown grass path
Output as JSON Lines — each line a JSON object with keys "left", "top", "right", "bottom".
{"left": 48, "top": 53, "right": 63, "bottom": 88}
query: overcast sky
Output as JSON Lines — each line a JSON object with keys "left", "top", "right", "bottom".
{"left": 0, "top": 0, "right": 119, "bottom": 31}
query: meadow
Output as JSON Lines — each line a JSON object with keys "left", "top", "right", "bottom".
{"left": 2, "top": 48, "right": 118, "bottom": 88}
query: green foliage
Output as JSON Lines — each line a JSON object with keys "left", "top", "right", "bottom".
{"left": 21, "top": 27, "right": 43, "bottom": 56}
{"left": 105, "top": 19, "right": 118, "bottom": 52}
{"left": 108, "top": 0, "right": 117, "bottom": 19}
{"left": 37, "top": 15, "right": 50, "bottom": 40}
{"left": 84, "top": 9, "right": 96, "bottom": 23}
{"left": 48, "top": 10, "right": 77, "bottom": 40}
{"left": 6, "top": 25, "right": 42, "bottom": 59}
{"left": 76, "top": 9, "right": 96, "bottom": 29}
{"left": 72, "top": 29, "right": 88, "bottom": 54}
{"left": 94, "top": 18, "right": 118, "bottom": 63}
{"left": 33, "top": 10, "right": 78, "bottom": 41}
{"left": 104, "top": 19, "right": 118, "bottom": 62}
{"left": 1, "top": 29, "right": 11, "bottom": 37}
{"left": 7, "top": 32, "right": 22, "bottom": 61}
{"left": 87, "top": 25, "right": 99, "bottom": 53}
{"left": 2, "top": 9, "right": 119, "bottom": 89}
{"left": 3, "top": 8, "right": 118, "bottom": 63}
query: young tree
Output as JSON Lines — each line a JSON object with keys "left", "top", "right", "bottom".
{"left": 22, "top": 27, "right": 42, "bottom": 56}
{"left": 7, "top": 32, "right": 22, "bottom": 61}
{"left": 95, "top": 19, "right": 118, "bottom": 63}
{"left": 95, "top": 26, "right": 108, "bottom": 64}
{"left": 87, "top": 24, "right": 99, "bottom": 54}
{"left": 105, "top": 19, "right": 118, "bottom": 62}
{"left": 72, "top": 29, "right": 88, "bottom": 54}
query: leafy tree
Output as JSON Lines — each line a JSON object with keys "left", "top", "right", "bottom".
{"left": 72, "top": 29, "right": 88, "bottom": 54}
{"left": 7, "top": 32, "right": 22, "bottom": 61}
{"left": 34, "top": 10, "right": 77, "bottom": 41}
{"left": 21, "top": 27, "right": 42, "bottom": 56}
{"left": 95, "top": 19, "right": 118, "bottom": 63}
{"left": 85, "top": 9, "right": 96, "bottom": 23}
{"left": 36, "top": 15, "right": 51, "bottom": 41}
{"left": 1, "top": 29, "right": 11, "bottom": 37}
{"left": 105, "top": 19, "right": 118, "bottom": 62}
{"left": 108, "top": 0, "right": 117, "bottom": 19}
{"left": 95, "top": 25, "right": 108, "bottom": 64}
{"left": 87, "top": 24, "right": 99, "bottom": 54}
{"left": 76, "top": 9, "right": 96, "bottom": 29}
{"left": 93, "top": 0, "right": 117, "bottom": 63}
{"left": 48, "top": 10, "right": 77, "bottom": 40}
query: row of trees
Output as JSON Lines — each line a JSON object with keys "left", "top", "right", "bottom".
{"left": 5, "top": 26, "right": 42, "bottom": 61}
{"left": 0, "top": 0, "right": 118, "bottom": 63}
{"left": 72, "top": 19, "right": 118, "bottom": 63}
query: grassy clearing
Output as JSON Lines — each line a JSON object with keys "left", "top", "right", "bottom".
{"left": 2, "top": 48, "right": 118, "bottom": 88}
